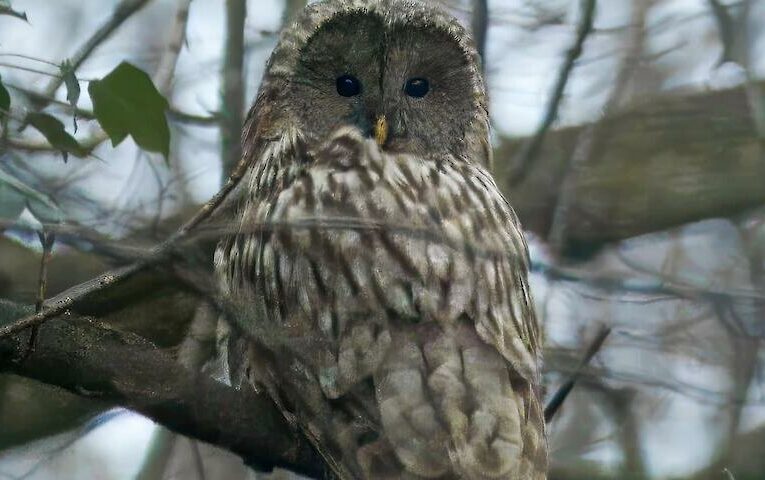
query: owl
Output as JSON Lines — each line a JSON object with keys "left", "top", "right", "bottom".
{"left": 215, "top": 1, "right": 547, "bottom": 478}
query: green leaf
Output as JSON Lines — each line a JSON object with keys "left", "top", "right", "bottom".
{"left": 60, "top": 59, "right": 81, "bottom": 132}
{"left": 0, "top": 178, "right": 25, "bottom": 220}
{"left": 27, "top": 112, "right": 88, "bottom": 162}
{"left": 88, "top": 62, "right": 170, "bottom": 158}
{"left": 0, "top": 169, "right": 62, "bottom": 222}
{"left": 0, "top": 74, "right": 9, "bottom": 123}
{"left": 0, "top": 0, "right": 27, "bottom": 21}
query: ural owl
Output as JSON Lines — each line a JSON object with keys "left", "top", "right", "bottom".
{"left": 215, "top": 1, "right": 546, "bottom": 478}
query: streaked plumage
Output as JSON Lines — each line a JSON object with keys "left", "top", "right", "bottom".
{"left": 215, "top": 1, "right": 546, "bottom": 478}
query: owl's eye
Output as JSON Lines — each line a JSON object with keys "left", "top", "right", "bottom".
{"left": 336, "top": 74, "right": 362, "bottom": 97}
{"left": 404, "top": 78, "right": 429, "bottom": 98}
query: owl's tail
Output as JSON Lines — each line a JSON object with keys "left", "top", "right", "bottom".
{"left": 367, "top": 324, "right": 547, "bottom": 479}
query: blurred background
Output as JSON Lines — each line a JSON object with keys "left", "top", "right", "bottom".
{"left": 0, "top": 0, "right": 764, "bottom": 479}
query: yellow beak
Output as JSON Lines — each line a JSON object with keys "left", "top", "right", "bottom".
{"left": 374, "top": 115, "right": 389, "bottom": 147}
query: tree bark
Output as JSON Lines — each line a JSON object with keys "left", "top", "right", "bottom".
{"left": 0, "top": 300, "right": 325, "bottom": 478}
{"left": 495, "top": 80, "right": 765, "bottom": 253}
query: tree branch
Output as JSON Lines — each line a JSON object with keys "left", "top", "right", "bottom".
{"left": 0, "top": 95, "right": 251, "bottom": 339}
{"left": 544, "top": 325, "right": 611, "bottom": 422}
{"left": 494, "top": 78, "right": 765, "bottom": 253}
{"left": 0, "top": 301, "right": 325, "bottom": 478}
{"left": 41, "top": 0, "right": 152, "bottom": 100}
{"left": 9, "top": 82, "right": 219, "bottom": 126}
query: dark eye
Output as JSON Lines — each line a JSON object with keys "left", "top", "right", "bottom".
{"left": 336, "top": 74, "right": 362, "bottom": 97}
{"left": 404, "top": 77, "right": 429, "bottom": 98}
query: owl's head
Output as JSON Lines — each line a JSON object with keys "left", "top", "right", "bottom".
{"left": 252, "top": 0, "right": 491, "bottom": 164}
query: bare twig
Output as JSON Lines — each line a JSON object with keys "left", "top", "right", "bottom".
{"left": 509, "top": 0, "right": 597, "bottom": 185}
{"left": 11, "top": 0, "right": 192, "bottom": 156}
{"left": 9, "top": 82, "right": 219, "bottom": 126}
{"left": 0, "top": 219, "right": 147, "bottom": 262}
{"left": 41, "top": 0, "right": 152, "bottom": 101}
{"left": 24, "top": 231, "right": 55, "bottom": 358}
{"left": 5, "top": 132, "right": 108, "bottom": 157}
{"left": 221, "top": 0, "right": 247, "bottom": 176}
{"left": 0, "top": 146, "right": 250, "bottom": 339}
{"left": 0, "top": 1, "right": 249, "bottom": 337}
{"left": 533, "top": 259, "right": 765, "bottom": 304}
{"left": 544, "top": 325, "right": 611, "bottom": 422}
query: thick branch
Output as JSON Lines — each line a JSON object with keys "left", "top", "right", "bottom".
{"left": 494, "top": 79, "right": 765, "bottom": 253}
{"left": 10, "top": 82, "right": 218, "bottom": 126}
{"left": 0, "top": 301, "right": 324, "bottom": 478}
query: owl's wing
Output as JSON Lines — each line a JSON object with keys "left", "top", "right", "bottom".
{"left": 220, "top": 128, "right": 546, "bottom": 478}
{"left": 307, "top": 133, "right": 546, "bottom": 479}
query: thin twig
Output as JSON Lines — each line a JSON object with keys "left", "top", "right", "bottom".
{"left": 5, "top": 132, "right": 108, "bottom": 157}
{"left": 0, "top": 219, "right": 148, "bottom": 261}
{"left": 544, "top": 325, "right": 611, "bottom": 423}
{"left": 5, "top": 0, "right": 153, "bottom": 156}
{"left": 33, "top": 232, "right": 55, "bottom": 313}
{"left": 24, "top": 231, "right": 55, "bottom": 358}
{"left": 0, "top": 148, "right": 250, "bottom": 339}
{"left": 533, "top": 259, "right": 765, "bottom": 303}
{"left": 0, "top": 62, "right": 63, "bottom": 78}
{"left": 6, "top": 0, "right": 212, "bottom": 156}
{"left": 0, "top": 53, "right": 60, "bottom": 67}
{"left": 7, "top": 82, "right": 218, "bottom": 126}
{"left": 509, "top": 0, "right": 596, "bottom": 185}
{"left": 41, "top": 0, "right": 152, "bottom": 101}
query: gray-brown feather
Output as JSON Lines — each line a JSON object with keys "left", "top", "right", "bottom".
{"left": 215, "top": 1, "right": 546, "bottom": 478}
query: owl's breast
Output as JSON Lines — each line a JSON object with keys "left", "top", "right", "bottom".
{"left": 223, "top": 130, "right": 537, "bottom": 391}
